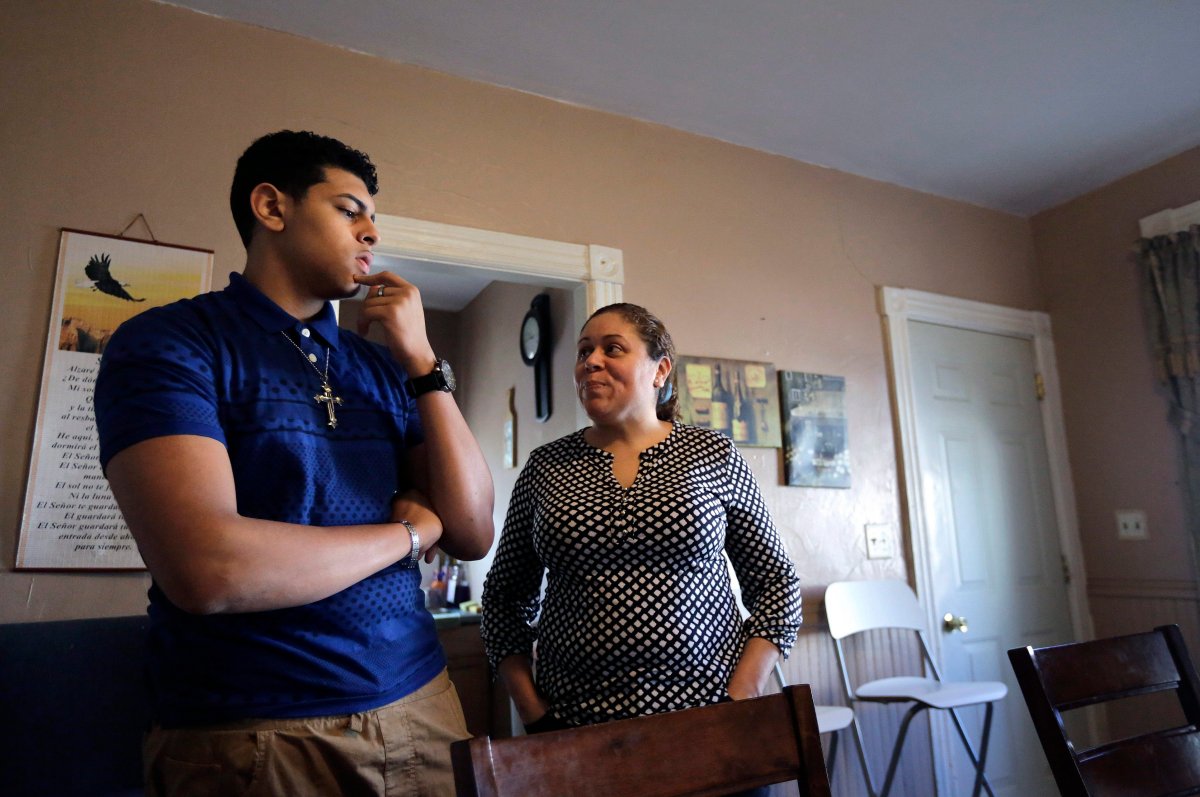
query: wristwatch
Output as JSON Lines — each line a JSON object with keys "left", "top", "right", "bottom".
{"left": 400, "top": 519, "right": 420, "bottom": 567}
{"left": 407, "top": 358, "right": 456, "bottom": 398}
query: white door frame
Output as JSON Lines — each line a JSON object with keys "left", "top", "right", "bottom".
{"left": 880, "top": 286, "right": 1095, "bottom": 788}
{"left": 348, "top": 213, "right": 623, "bottom": 430}
{"left": 370, "top": 213, "right": 624, "bottom": 314}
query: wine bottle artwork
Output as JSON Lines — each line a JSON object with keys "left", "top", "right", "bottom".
{"left": 732, "top": 369, "right": 750, "bottom": 443}
{"left": 677, "top": 355, "right": 782, "bottom": 448}
{"left": 710, "top": 363, "right": 733, "bottom": 438}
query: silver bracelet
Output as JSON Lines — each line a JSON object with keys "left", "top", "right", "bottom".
{"left": 400, "top": 520, "right": 420, "bottom": 566}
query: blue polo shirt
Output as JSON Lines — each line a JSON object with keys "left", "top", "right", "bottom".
{"left": 95, "top": 272, "right": 445, "bottom": 727}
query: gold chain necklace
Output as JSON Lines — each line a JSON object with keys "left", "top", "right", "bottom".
{"left": 280, "top": 331, "right": 343, "bottom": 428}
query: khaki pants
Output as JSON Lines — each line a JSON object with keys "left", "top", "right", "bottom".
{"left": 144, "top": 669, "right": 469, "bottom": 797}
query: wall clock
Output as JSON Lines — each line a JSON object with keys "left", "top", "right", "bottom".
{"left": 520, "top": 294, "right": 552, "bottom": 421}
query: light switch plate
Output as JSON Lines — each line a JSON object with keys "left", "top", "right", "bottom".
{"left": 1115, "top": 509, "right": 1148, "bottom": 540}
{"left": 865, "top": 523, "right": 894, "bottom": 559}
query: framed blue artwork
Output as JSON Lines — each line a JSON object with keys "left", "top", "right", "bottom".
{"left": 779, "top": 371, "right": 850, "bottom": 488}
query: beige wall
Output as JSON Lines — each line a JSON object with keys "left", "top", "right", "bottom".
{"left": 456, "top": 282, "right": 581, "bottom": 595}
{"left": 2, "top": 0, "right": 1039, "bottom": 627}
{"left": 1032, "top": 147, "right": 1200, "bottom": 656}
{"left": 0, "top": 1, "right": 1092, "bottom": 790}
{"left": 346, "top": 285, "right": 579, "bottom": 598}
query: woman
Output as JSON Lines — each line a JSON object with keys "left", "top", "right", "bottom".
{"left": 481, "top": 302, "right": 802, "bottom": 737}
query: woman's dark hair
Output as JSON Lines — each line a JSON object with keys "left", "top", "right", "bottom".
{"left": 229, "top": 130, "right": 379, "bottom": 248}
{"left": 584, "top": 302, "right": 679, "bottom": 421}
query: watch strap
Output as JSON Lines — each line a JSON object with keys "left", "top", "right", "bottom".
{"left": 407, "top": 358, "right": 453, "bottom": 398}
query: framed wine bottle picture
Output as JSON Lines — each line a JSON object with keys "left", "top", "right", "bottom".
{"left": 676, "top": 355, "right": 781, "bottom": 447}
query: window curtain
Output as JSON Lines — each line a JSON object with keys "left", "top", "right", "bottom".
{"left": 1137, "top": 227, "right": 1200, "bottom": 554}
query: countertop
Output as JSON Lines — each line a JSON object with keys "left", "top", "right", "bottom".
{"left": 431, "top": 608, "right": 482, "bottom": 630}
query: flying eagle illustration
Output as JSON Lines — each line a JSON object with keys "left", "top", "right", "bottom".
{"left": 78, "top": 253, "right": 145, "bottom": 302}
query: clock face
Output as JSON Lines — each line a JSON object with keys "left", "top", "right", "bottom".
{"left": 521, "top": 313, "right": 542, "bottom": 363}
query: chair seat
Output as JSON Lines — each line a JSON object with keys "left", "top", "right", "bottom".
{"left": 815, "top": 705, "right": 854, "bottom": 734}
{"left": 856, "top": 676, "right": 1007, "bottom": 708}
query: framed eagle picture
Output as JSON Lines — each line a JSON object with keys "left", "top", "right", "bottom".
{"left": 16, "top": 229, "right": 213, "bottom": 569}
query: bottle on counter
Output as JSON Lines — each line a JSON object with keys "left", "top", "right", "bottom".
{"left": 453, "top": 561, "right": 471, "bottom": 606}
{"left": 444, "top": 558, "right": 460, "bottom": 610}
{"left": 428, "top": 554, "right": 448, "bottom": 610}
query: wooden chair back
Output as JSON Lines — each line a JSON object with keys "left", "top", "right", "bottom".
{"left": 451, "top": 683, "right": 832, "bottom": 797}
{"left": 1008, "top": 623, "right": 1200, "bottom": 797}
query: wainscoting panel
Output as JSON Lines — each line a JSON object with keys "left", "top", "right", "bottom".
{"left": 1087, "top": 578, "right": 1200, "bottom": 743}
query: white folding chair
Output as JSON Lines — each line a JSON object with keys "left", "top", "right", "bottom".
{"left": 824, "top": 580, "right": 1007, "bottom": 797}
{"left": 726, "top": 558, "right": 857, "bottom": 786}
{"left": 772, "top": 662, "right": 857, "bottom": 787}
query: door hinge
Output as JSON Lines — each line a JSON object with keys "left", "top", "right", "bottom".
{"left": 1034, "top": 372, "right": 1046, "bottom": 401}
{"left": 1061, "top": 553, "right": 1071, "bottom": 585}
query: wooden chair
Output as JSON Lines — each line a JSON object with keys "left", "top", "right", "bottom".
{"left": 727, "top": 560, "right": 856, "bottom": 786}
{"left": 1008, "top": 623, "right": 1200, "bottom": 797}
{"left": 451, "top": 683, "right": 832, "bottom": 797}
{"left": 824, "top": 580, "right": 1007, "bottom": 797}
{"left": 770, "top": 661, "right": 859, "bottom": 790}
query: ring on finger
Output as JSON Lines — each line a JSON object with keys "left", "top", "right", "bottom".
{"left": 376, "top": 285, "right": 386, "bottom": 298}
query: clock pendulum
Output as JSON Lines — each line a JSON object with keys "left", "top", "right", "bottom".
{"left": 520, "top": 294, "right": 552, "bottom": 421}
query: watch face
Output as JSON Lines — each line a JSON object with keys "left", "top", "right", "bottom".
{"left": 438, "top": 359, "right": 457, "bottom": 391}
{"left": 521, "top": 313, "right": 541, "bottom": 363}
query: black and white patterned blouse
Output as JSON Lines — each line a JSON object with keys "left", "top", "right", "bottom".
{"left": 481, "top": 422, "right": 802, "bottom": 726}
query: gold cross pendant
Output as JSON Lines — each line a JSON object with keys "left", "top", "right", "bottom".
{"left": 315, "top": 383, "right": 343, "bottom": 428}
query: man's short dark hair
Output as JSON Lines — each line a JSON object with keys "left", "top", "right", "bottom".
{"left": 230, "top": 130, "right": 379, "bottom": 248}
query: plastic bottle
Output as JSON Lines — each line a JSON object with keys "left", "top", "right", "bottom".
{"left": 445, "top": 559, "right": 460, "bottom": 610}
{"left": 428, "top": 555, "right": 448, "bottom": 610}
{"left": 453, "top": 561, "right": 471, "bottom": 606}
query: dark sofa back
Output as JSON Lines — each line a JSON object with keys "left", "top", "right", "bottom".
{"left": 0, "top": 615, "right": 150, "bottom": 796}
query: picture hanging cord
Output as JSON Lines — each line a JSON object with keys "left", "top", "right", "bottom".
{"left": 118, "top": 213, "right": 157, "bottom": 242}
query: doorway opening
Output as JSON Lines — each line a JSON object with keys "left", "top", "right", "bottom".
{"left": 336, "top": 213, "right": 626, "bottom": 594}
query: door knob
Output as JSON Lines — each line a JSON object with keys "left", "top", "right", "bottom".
{"left": 942, "top": 613, "right": 969, "bottom": 633}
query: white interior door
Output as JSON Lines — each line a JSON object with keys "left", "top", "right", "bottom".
{"left": 907, "top": 319, "right": 1071, "bottom": 796}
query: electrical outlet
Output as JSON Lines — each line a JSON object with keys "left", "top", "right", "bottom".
{"left": 865, "top": 524, "right": 894, "bottom": 559}
{"left": 1115, "top": 510, "right": 1148, "bottom": 540}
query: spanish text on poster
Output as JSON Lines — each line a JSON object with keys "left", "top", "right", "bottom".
{"left": 17, "top": 229, "right": 213, "bottom": 569}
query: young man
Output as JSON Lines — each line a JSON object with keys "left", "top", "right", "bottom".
{"left": 95, "top": 130, "right": 494, "bottom": 795}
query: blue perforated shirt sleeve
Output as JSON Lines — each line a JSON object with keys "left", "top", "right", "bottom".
{"left": 94, "top": 273, "right": 443, "bottom": 726}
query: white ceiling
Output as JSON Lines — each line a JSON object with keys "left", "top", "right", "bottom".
{"left": 163, "top": 0, "right": 1200, "bottom": 218}
{"left": 377, "top": 257, "right": 496, "bottom": 313}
